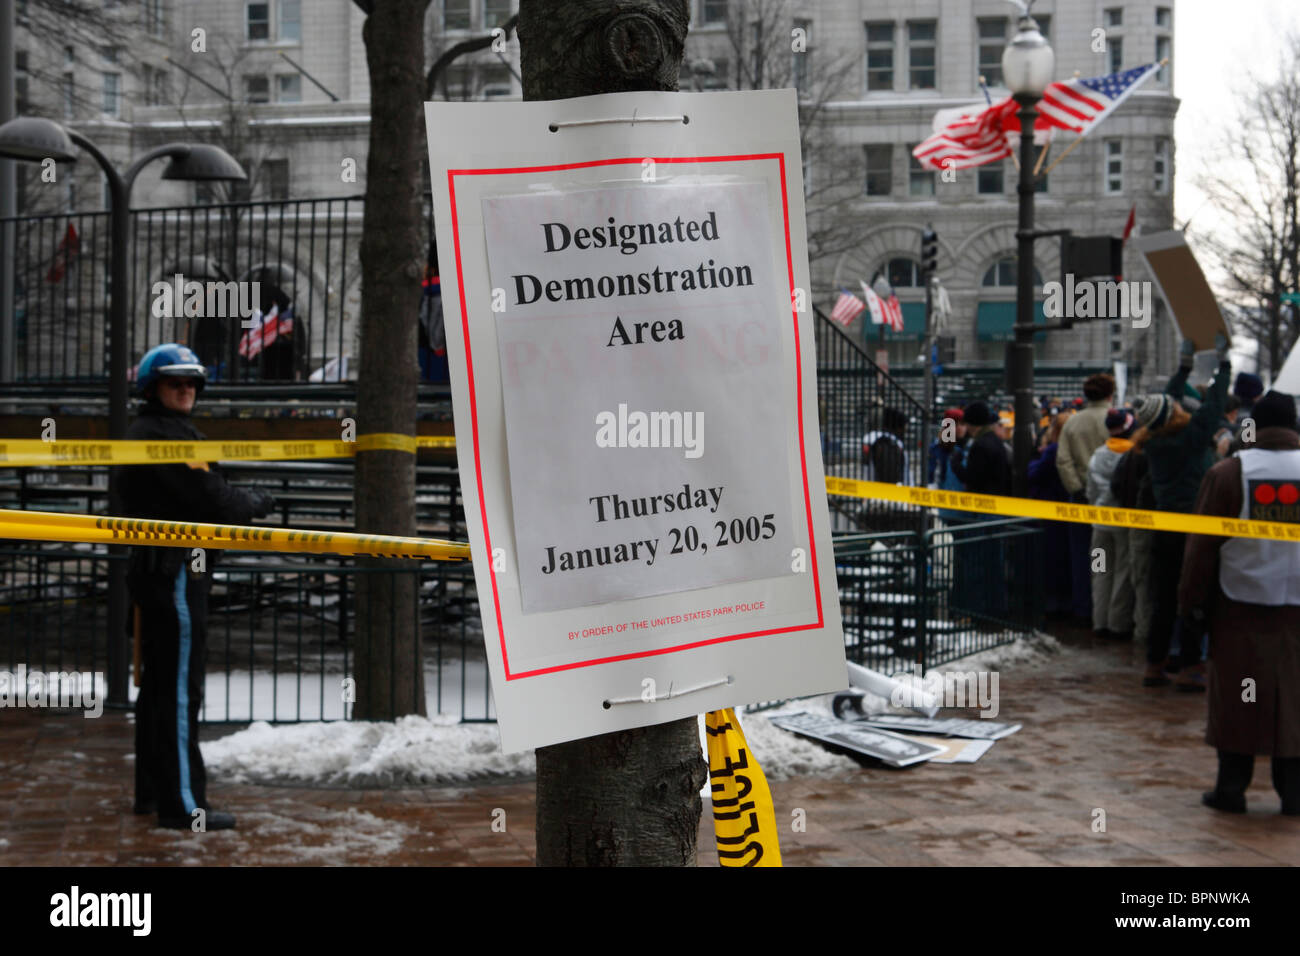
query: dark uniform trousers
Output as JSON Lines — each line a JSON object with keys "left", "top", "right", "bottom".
{"left": 131, "top": 549, "right": 212, "bottom": 819}
{"left": 116, "top": 400, "right": 261, "bottom": 818}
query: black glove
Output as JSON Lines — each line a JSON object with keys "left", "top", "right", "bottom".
{"left": 247, "top": 489, "right": 276, "bottom": 519}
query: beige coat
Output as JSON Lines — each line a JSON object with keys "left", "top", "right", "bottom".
{"left": 1055, "top": 400, "right": 1111, "bottom": 495}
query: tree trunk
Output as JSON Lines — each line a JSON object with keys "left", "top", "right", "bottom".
{"left": 354, "top": 0, "right": 431, "bottom": 719}
{"left": 518, "top": 0, "right": 706, "bottom": 867}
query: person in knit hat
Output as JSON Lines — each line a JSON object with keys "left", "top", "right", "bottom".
{"left": 1233, "top": 371, "right": 1264, "bottom": 419}
{"left": 1130, "top": 334, "right": 1232, "bottom": 690}
{"left": 1180, "top": 390, "right": 1300, "bottom": 815}
{"left": 1085, "top": 408, "right": 1137, "bottom": 639}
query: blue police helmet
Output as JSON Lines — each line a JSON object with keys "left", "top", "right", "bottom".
{"left": 136, "top": 343, "right": 206, "bottom": 396}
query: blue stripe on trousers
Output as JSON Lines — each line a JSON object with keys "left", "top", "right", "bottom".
{"left": 173, "top": 565, "right": 198, "bottom": 814}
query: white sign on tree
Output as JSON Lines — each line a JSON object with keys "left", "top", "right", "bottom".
{"left": 427, "top": 90, "right": 845, "bottom": 752}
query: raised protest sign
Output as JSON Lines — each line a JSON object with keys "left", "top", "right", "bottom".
{"left": 426, "top": 90, "right": 845, "bottom": 752}
{"left": 1133, "top": 230, "right": 1232, "bottom": 350}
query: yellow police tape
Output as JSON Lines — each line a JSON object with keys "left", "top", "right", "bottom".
{"left": 826, "top": 476, "right": 1300, "bottom": 543}
{"left": 7, "top": 434, "right": 1296, "bottom": 542}
{"left": 0, "top": 508, "right": 470, "bottom": 561}
{"left": 705, "top": 708, "right": 782, "bottom": 868}
{"left": 0, "top": 434, "right": 455, "bottom": 466}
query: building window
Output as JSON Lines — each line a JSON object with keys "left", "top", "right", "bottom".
{"left": 1035, "top": 15, "right": 1051, "bottom": 42}
{"left": 245, "top": 75, "right": 270, "bottom": 104}
{"left": 247, "top": 2, "right": 270, "bottom": 41}
{"left": 792, "top": 18, "right": 811, "bottom": 95}
{"left": 144, "top": 0, "right": 165, "bottom": 37}
{"left": 64, "top": 45, "right": 75, "bottom": 67}
{"left": 982, "top": 256, "right": 1042, "bottom": 287}
{"left": 1156, "top": 35, "right": 1171, "bottom": 83}
{"left": 977, "top": 17, "right": 1007, "bottom": 87}
{"left": 481, "top": 66, "right": 513, "bottom": 98}
{"left": 276, "top": 73, "right": 301, "bottom": 102}
{"left": 907, "top": 21, "right": 936, "bottom": 90}
{"left": 102, "top": 72, "right": 120, "bottom": 116}
{"left": 15, "top": 50, "right": 28, "bottom": 113}
{"left": 443, "top": 0, "right": 471, "bottom": 31}
{"left": 701, "top": 0, "right": 727, "bottom": 25}
{"left": 1105, "top": 139, "right": 1123, "bottom": 194}
{"left": 1108, "top": 37, "right": 1123, "bottom": 73}
{"left": 1154, "top": 137, "right": 1170, "bottom": 194}
{"left": 195, "top": 181, "right": 217, "bottom": 205}
{"left": 887, "top": 258, "right": 921, "bottom": 288}
{"left": 865, "top": 22, "right": 894, "bottom": 92}
{"left": 1036, "top": 174, "right": 1048, "bottom": 194}
{"left": 279, "top": 0, "right": 301, "bottom": 42}
{"left": 1156, "top": 6, "right": 1172, "bottom": 28}
{"left": 908, "top": 144, "right": 935, "bottom": 196}
{"left": 1103, "top": 8, "right": 1123, "bottom": 28}
{"left": 485, "top": 0, "right": 513, "bottom": 29}
{"left": 264, "top": 159, "right": 290, "bottom": 200}
{"left": 61, "top": 72, "right": 75, "bottom": 118}
{"left": 978, "top": 164, "right": 1004, "bottom": 194}
{"left": 864, "top": 144, "right": 892, "bottom": 196}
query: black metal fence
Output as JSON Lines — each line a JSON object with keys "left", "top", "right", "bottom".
{"left": 833, "top": 518, "right": 1043, "bottom": 676}
{"left": 814, "top": 307, "right": 932, "bottom": 538}
{"left": 4, "top": 194, "right": 409, "bottom": 385}
{"left": 0, "top": 517, "right": 1042, "bottom": 725}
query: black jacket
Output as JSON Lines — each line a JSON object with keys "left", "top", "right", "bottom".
{"left": 951, "top": 428, "right": 1012, "bottom": 496}
{"left": 114, "top": 399, "right": 261, "bottom": 581}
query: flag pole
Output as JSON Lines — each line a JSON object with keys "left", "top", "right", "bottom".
{"left": 1038, "top": 134, "right": 1085, "bottom": 178}
{"left": 1032, "top": 140, "right": 1051, "bottom": 176}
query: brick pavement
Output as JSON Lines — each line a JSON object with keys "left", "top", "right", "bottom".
{"left": 1, "top": 628, "right": 1297, "bottom": 866}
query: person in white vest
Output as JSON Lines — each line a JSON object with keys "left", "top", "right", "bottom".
{"left": 1178, "top": 390, "right": 1300, "bottom": 815}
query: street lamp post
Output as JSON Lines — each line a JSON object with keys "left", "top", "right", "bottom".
{"left": 0, "top": 117, "right": 245, "bottom": 707}
{"left": 1001, "top": 12, "right": 1054, "bottom": 496}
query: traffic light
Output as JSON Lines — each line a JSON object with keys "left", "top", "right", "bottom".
{"left": 921, "top": 226, "right": 938, "bottom": 281}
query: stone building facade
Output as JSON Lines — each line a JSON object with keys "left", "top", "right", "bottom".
{"left": 13, "top": 0, "right": 1180, "bottom": 388}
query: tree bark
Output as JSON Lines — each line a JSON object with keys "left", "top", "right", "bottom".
{"left": 354, "top": 0, "right": 431, "bottom": 719}
{"left": 519, "top": 0, "right": 706, "bottom": 867}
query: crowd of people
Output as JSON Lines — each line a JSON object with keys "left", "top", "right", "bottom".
{"left": 922, "top": 334, "right": 1298, "bottom": 815}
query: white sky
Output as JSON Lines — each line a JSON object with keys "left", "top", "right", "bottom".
{"left": 1174, "top": 0, "right": 1300, "bottom": 231}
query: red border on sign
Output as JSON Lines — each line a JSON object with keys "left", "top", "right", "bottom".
{"left": 448, "top": 154, "right": 823, "bottom": 680}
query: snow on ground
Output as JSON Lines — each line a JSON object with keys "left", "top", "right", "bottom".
{"left": 203, "top": 714, "right": 532, "bottom": 787}
{"left": 149, "top": 808, "right": 418, "bottom": 864}
{"left": 197, "top": 633, "right": 1058, "bottom": 789}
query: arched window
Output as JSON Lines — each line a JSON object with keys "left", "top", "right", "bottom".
{"left": 982, "top": 255, "right": 1043, "bottom": 288}
{"left": 884, "top": 257, "right": 921, "bottom": 288}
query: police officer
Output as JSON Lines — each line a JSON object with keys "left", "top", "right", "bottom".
{"left": 1179, "top": 390, "right": 1300, "bottom": 815}
{"left": 116, "top": 344, "right": 274, "bottom": 830}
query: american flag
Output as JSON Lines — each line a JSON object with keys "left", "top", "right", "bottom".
{"left": 830, "top": 290, "right": 866, "bottom": 326}
{"left": 912, "top": 98, "right": 1019, "bottom": 171}
{"left": 1037, "top": 64, "right": 1161, "bottom": 136}
{"left": 239, "top": 303, "right": 294, "bottom": 359}
{"left": 914, "top": 63, "right": 1160, "bottom": 172}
